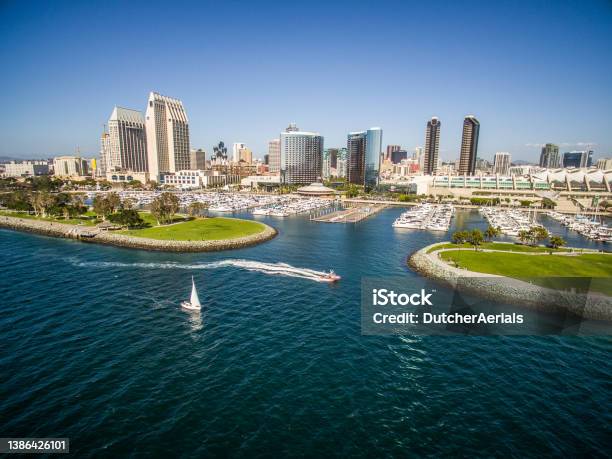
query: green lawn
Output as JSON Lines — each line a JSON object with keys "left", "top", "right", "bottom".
{"left": 119, "top": 216, "right": 266, "bottom": 241}
{"left": 0, "top": 209, "right": 98, "bottom": 226}
{"left": 427, "top": 242, "right": 573, "bottom": 254}
{"left": 439, "top": 250, "right": 612, "bottom": 295}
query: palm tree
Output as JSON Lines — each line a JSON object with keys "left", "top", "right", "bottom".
{"left": 549, "top": 235, "right": 566, "bottom": 249}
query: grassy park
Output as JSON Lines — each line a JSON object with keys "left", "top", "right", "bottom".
{"left": 118, "top": 216, "right": 266, "bottom": 241}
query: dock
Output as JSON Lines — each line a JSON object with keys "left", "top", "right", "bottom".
{"left": 311, "top": 204, "right": 387, "bottom": 223}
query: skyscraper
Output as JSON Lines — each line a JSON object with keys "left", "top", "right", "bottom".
{"left": 190, "top": 149, "right": 206, "bottom": 170}
{"left": 99, "top": 130, "right": 111, "bottom": 175}
{"left": 347, "top": 131, "right": 366, "bottom": 185}
{"left": 386, "top": 145, "right": 401, "bottom": 161}
{"left": 145, "top": 92, "right": 190, "bottom": 179}
{"left": 539, "top": 143, "right": 560, "bottom": 168}
{"left": 232, "top": 143, "right": 246, "bottom": 163}
{"left": 347, "top": 127, "right": 383, "bottom": 187}
{"left": 458, "top": 115, "right": 480, "bottom": 175}
{"left": 563, "top": 151, "right": 590, "bottom": 168}
{"left": 423, "top": 117, "right": 441, "bottom": 175}
{"left": 279, "top": 125, "right": 323, "bottom": 184}
{"left": 493, "top": 152, "right": 511, "bottom": 175}
{"left": 268, "top": 139, "right": 280, "bottom": 173}
{"left": 106, "top": 107, "right": 148, "bottom": 172}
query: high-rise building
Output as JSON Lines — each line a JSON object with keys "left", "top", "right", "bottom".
{"left": 239, "top": 147, "right": 253, "bottom": 164}
{"left": 386, "top": 145, "right": 401, "bottom": 161}
{"left": 346, "top": 127, "right": 383, "bottom": 186}
{"left": 232, "top": 143, "right": 246, "bottom": 163}
{"left": 99, "top": 130, "right": 111, "bottom": 175}
{"left": 391, "top": 150, "right": 408, "bottom": 164}
{"left": 423, "top": 117, "right": 441, "bottom": 175}
{"left": 563, "top": 151, "right": 590, "bottom": 168}
{"left": 263, "top": 154, "right": 269, "bottom": 165}
{"left": 268, "top": 139, "right": 280, "bottom": 173}
{"left": 106, "top": 107, "right": 148, "bottom": 173}
{"left": 539, "top": 143, "right": 560, "bottom": 168}
{"left": 327, "top": 148, "right": 339, "bottom": 169}
{"left": 279, "top": 125, "right": 323, "bottom": 184}
{"left": 347, "top": 131, "right": 366, "bottom": 185}
{"left": 493, "top": 152, "right": 511, "bottom": 175}
{"left": 145, "top": 92, "right": 190, "bottom": 179}
{"left": 458, "top": 115, "right": 480, "bottom": 175}
{"left": 190, "top": 149, "right": 206, "bottom": 170}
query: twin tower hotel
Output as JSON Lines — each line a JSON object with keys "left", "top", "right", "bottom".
{"left": 100, "top": 92, "right": 191, "bottom": 183}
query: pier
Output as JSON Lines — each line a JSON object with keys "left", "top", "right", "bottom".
{"left": 311, "top": 203, "right": 387, "bottom": 223}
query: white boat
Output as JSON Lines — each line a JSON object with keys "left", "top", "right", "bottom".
{"left": 181, "top": 276, "right": 202, "bottom": 311}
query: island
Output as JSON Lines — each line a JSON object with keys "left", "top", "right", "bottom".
{"left": 0, "top": 211, "right": 277, "bottom": 252}
{"left": 409, "top": 241, "right": 612, "bottom": 321}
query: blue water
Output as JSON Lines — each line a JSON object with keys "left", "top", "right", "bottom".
{"left": 0, "top": 209, "right": 610, "bottom": 457}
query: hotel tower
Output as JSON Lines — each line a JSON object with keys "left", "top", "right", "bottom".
{"left": 458, "top": 115, "right": 480, "bottom": 176}
{"left": 145, "top": 92, "right": 190, "bottom": 179}
{"left": 104, "top": 107, "right": 148, "bottom": 172}
{"left": 279, "top": 124, "right": 323, "bottom": 184}
{"left": 423, "top": 117, "right": 441, "bottom": 175}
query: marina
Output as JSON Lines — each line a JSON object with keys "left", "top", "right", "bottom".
{"left": 545, "top": 211, "right": 612, "bottom": 243}
{"left": 311, "top": 203, "right": 387, "bottom": 223}
{"left": 392, "top": 204, "right": 455, "bottom": 231}
{"left": 479, "top": 207, "right": 544, "bottom": 237}
{"left": 251, "top": 197, "right": 332, "bottom": 217}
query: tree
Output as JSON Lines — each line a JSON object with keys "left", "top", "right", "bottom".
{"left": 484, "top": 225, "right": 501, "bottom": 241}
{"left": 188, "top": 201, "right": 208, "bottom": 218}
{"left": 518, "top": 229, "right": 530, "bottom": 244}
{"left": 30, "top": 192, "right": 55, "bottom": 218}
{"left": 549, "top": 235, "right": 566, "bottom": 249}
{"left": 108, "top": 209, "right": 144, "bottom": 228}
{"left": 150, "top": 192, "right": 180, "bottom": 225}
{"left": 468, "top": 229, "right": 484, "bottom": 250}
{"left": 93, "top": 195, "right": 112, "bottom": 221}
{"left": 528, "top": 226, "right": 549, "bottom": 246}
{"left": 106, "top": 192, "right": 121, "bottom": 214}
{"left": 451, "top": 230, "right": 469, "bottom": 244}
{"left": 541, "top": 198, "right": 557, "bottom": 209}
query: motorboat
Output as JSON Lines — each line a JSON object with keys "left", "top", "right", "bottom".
{"left": 181, "top": 276, "right": 202, "bottom": 311}
{"left": 319, "top": 270, "right": 341, "bottom": 282}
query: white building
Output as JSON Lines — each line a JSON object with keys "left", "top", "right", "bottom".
{"left": 105, "top": 106, "right": 148, "bottom": 172}
{"left": 145, "top": 92, "right": 190, "bottom": 179}
{"left": 240, "top": 174, "right": 282, "bottom": 189}
{"left": 53, "top": 156, "right": 88, "bottom": 177}
{"left": 2, "top": 160, "right": 49, "bottom": 177}
{"left": 280, "top": 124, "right": 323, "bottom": 185}
{"left": 268, "top": 139, "right": 280, "bottom": 173}
{"left": 493, "top": 152, "right": 511, "bottom": 176}
{"left": 161, "top": 170, "right": 240, "bottom": 189}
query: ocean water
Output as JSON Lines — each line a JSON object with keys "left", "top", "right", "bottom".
{"left": 0, "top": 209, "right": 610, "bottom": 457}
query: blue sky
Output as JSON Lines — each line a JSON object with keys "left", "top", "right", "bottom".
{"left": 1, "top": 0, "right": 611, "bottom": 162}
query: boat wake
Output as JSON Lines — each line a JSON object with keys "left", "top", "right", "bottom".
{"left": 65, "top": 258, "right": 335, "bottom": 282}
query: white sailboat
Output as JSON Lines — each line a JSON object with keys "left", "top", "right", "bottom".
{"left": 181, "top": 276, "right": 201, "bottom": 311}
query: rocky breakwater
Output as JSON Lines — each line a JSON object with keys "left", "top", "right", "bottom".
{"left": 0, "top": 214, "right": 277, "bottom": 253}
{"left": 408, "top": 243, "right": 612, "bottom": 322}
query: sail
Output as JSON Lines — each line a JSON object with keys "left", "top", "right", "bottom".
{"left": 190, "top": 277, "right": 201, "bottom": 307}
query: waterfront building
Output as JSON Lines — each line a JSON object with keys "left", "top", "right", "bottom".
{"left": 493, "top": 152, "right": 511, "bottom": 175}
{"left": 279, "top": 124, "right": 323, "bottom": 185}
{"left": 145, "top": 92, "right": 190, "bottom": 179}
{"left": 53, "top": 156, "right": 88, "bottom": 177}
{"left": 106, "top": 170, "right": 150, "bottom": 184}
{"left": 240, "top": 174, "right": 282, "bottom": 190}
{"left": 2, "top": 160, "right": 49, "bottom": 177}
{"left": 161, "top": 170, "right": 240, "bottom": 189}
{"left": 391, "top": 150, "right": 408, "bottom": 164}
{"left": 190, "top": 149, "right": 206, "bottom": 170}
{"left": 268, "top": 139, "right": 280, "bottom": 173}
{"left": 423, "top": 117, "right": 441, "bottom": 175}
{"left": 106, "top": 107, "right": 148, "bottom": 172}
{"left": 539, "top": 143, "right": 560, "bottom": 168}
{"left": 99, "top": 130, "right": 111, "bottom": 175}
{"left": 458, "top": 115, "right": 480, "bottom": 175}
{"left": 386, "top": 145, "right": 401, "bottom": 161}
{"left": 346, "top": 127, "right": 383, "bottom": 187}
{"left": 563, "top": 151, "right": 590, "bottom": 168}
{"left": 596, "top": 158, "right": 612, "bottom": 170}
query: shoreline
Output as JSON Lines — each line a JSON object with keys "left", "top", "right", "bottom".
{"left": 0, "top": 214, "right": 277, "bottom": 252}
{"left": 408, "top": 242, "right": 612, "bottom": 321}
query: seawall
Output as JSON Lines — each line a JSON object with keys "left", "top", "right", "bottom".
{"left": 0, "top": 215, "right": 277, "bottom": 253}
{"left": 408, "top": 243, "right": 612, "bottom": 322}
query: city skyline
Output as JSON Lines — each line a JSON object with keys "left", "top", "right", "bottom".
{"left": 1, "top": 1, "right": 611, "bottom": 161}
